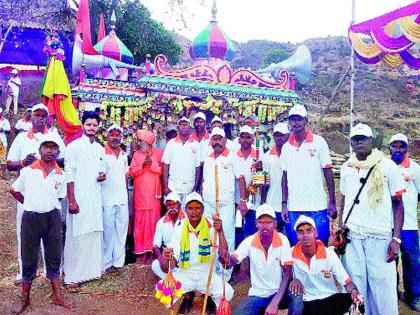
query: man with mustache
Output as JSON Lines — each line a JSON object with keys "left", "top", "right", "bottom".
{"left": 389, "top": 133, "right": 420, "bottom": 311}
{"left": 102, "top": 124, "right": 129, "bottom": 273}
{"left": 9, "top": 134, "right": 71, "bottom": 314}
{"left": 162, "top": 117, "right": 201, "bottom": 208}
{"left": 64, "top": 111, "right": 106, "bottom": 291}
{"left": 281, "top": 104, "right": 336, "bottom": 246}
{"left": 340, "top": 123, "right": 405, "bottom": 315}
{"left": 7, "top": 104, "right": 65, "bottom": 285}
{"left": 202, "top": 127, "right": 247, "bottom": 279}
{"left": 151, "top": 192, "right": 185, "bottom": 279}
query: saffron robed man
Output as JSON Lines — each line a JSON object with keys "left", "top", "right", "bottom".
{"left": 161, "top": 192, "right": 234, "bottom": 315}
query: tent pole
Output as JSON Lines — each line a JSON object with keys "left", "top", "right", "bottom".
{"left": 349, "top": 0, "right": 356, "bottom": 151}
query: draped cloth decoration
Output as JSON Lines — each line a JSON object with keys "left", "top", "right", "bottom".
{"left": 42, "top": 57, "right": 83, "bottom": 144}
{"left": 348, "top": 1, "right": 420, "bottom": 69}
{"left": 75, "top": 0, "right": 99, "bottom": 55}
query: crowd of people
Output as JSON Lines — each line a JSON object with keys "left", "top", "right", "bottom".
{"left": 1, "top": 101, "right": 419, "bottom": 315}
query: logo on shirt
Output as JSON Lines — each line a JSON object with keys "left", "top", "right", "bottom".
{"left": 222, "top": 162, "right": 231, "bottom": 169}
{"left": 54, "top": 181, "right": 61, "bottom": 190}
{"left": 321, "top": 268, "right": 333, "bottom": 279}
{"left": 308, "top": 149, "right": 317, "bottom": 157}
{"left": 403, "top": 174, "right": 412, "bottom": 182}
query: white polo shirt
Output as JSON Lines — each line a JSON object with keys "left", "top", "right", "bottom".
{"left": 232, "top": 148, "right": 258, "bottom": 203}
{"left": 202, "top": 148, "right": 243, "bottom": 205}
{"left": 281, "top": 131, "right": 333, "bottom": 212}
{"left": 0, "top": 117, "right": 11, "bottom": 147}
{"left": 232, "top": 231, "right": 293, "bottom": 298}
{"left": 102, "top": 145, "right": 129, "bottom": 207}
{"left": 340, "top": 157, "right": 406, "bottom": 238}
{"left": 262, "top": 146, "right": 285, "bottom": 212}
{"left": 162, "top": 136, "right": 201, "bottom": 194}
{"left": 292, "top": 241, "right": 351, "bottom": 302}
{"left": 170, "top": 218, "right": 215, "bottom": 273}
{"left": 190, "top": 131, "right": 210, "bottom": 163}
{"left": 10, "top": 160, "right": 66, "bottom": 213}
{"left": 7, "top": 128, "right": 66, "bottom": 162}
{"left": 395, "top": 157, "right": 420, "bottom": 231}
{"left": 202, "top": 138, "right": 235, "bottom": 161}
{"left": 15, "top": 118, "right": 32, "bottom": 132}
{"left": 153, "top": 211, "right": 185, "bottom": 248}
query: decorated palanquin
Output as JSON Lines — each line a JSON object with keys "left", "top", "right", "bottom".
{"left": 72, "top": 0, "right": 311, "bottom": 145}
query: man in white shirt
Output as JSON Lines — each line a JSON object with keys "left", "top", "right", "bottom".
{"left": 64, "top": 111, "right": 106, "bottom": 291}
{"left": 231, "top": 114, "right": 258, "bottom": 152}
{"left": 340, "top": 123, "right": 405, "bottom": 315}
{"left": 281, "top": 104, "right": 336, "bottom": 246}
{"left": 0, "top": 108, "right": 11, "bottom": 149}
{"left": 289, "top": 215, "right": 363, "bottom": 315}
{"left": 161, "top": 192, "right": 233, "bottom": 315}
{"left": 7, "top": 103, "right": 65, "bottom": 284}
{"left": 389, "top": 133, "right": 420, "bottom": 311}
{"left": 15, "top": 108, "right": 32, "bottom": 133}
{"left": 262, "top": 122, "right": 289, "bottom": 231}
{"left": 5, "top": 68, "right": 21, "bottom": 115}
{"left": 9, "top": 134, "right": 70, "bottom": 314}
{"left": 151, "top": 192, "right": 185, "bottom": 279}
{"left": 202, "top": 127, "right": 247, "bottom": 263}
{"left": 162, "top": 117, "right": 201, "bottom": 207}
{"left": 220, "top": 204, "right": 300, "bottom": 315}
{"left": 102, "top": 124, "right": 129, "bottom": 273}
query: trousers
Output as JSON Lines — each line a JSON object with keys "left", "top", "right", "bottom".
{"left": 21, "top": 210, "right": 62, "bottom": 282}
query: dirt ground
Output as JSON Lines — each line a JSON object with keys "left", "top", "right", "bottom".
{"left": 0, "top": 174, "right": 417, "bottom": 314}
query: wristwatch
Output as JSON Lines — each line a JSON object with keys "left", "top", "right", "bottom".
{"left": 392, "top": 236, "right": 401, "bottom": 244}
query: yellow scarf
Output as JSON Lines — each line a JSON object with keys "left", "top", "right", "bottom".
{"left": 348, "top": 148, "right": 384, "bottom": 209}
{"left": 179, "top": 217, "right": 211, "bottom": 269}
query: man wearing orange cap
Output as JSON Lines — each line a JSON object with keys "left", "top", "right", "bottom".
{"left": 129, "top": 129, "right": 163, "bottom": 264}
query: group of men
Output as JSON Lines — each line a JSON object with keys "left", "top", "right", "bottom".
{"left": 3, "top": 101, "right": 419, "bottom": 315}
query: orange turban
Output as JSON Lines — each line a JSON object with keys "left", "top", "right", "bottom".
{"left": 136, "top": 129, "right": 155, "bottom": 145}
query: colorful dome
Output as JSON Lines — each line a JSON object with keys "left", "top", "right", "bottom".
{"left": 189, "top": 2, "right": 235, "bottom": 61}
{"left": 189, "top": 22, "right": 236, "bottom": 61}
{"left": 94, "top": 31, "right": 133, "bottom": 64}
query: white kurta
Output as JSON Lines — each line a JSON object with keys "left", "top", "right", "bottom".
{"left": 64, "top": 135, "right": 105, "bottom": 284}
{"left": 0, "top": 117, "right": 11, "bottom": 148}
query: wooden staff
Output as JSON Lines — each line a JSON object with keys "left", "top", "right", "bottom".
{"left": 202, "top": 165, "right": 220, "bottom": 315}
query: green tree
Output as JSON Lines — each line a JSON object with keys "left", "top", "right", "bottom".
{"left": 91, "top": 0, "right": 181, "bottom": 64}
{"left": 261, "top": 48, "right": 288, "bottom": 68}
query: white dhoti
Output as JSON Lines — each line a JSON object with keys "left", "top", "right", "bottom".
{"left": 102, "top": 204, "right": 129, "bottom": 270}
{"left": 64, "top": 218, "right": 102, "bottom": 284}
{"left": 151, "top": 259, "right": 181, "bottom": 280}
{"left": 342, "top": 233, "right": 398, "bottom": 315}
{"left": 5, "top": 94, "right": 18, "bottom": 115}
{"left": 172, "top": 267, "right": 234, "bottom": 306}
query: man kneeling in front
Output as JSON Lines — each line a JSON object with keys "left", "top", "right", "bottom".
{"left": 220, "top": 204, "right": 302, "bottom": 315}
{"left": 290, "top": 215, "right": 364, "bottom": 315}
{"left": 160, "top": 192, "right": 233, "bottom": 315}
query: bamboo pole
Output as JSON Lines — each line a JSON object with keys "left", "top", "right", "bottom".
{"left": 202, "top": 165, "right": 220, "bottom": 315}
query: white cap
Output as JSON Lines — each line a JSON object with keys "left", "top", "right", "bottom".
{"left": 211, "top": 116, "right": 223, "bottom": 125}
{"left": 239, "top": 125, "right": 255, "bottom": 136}
{"left": 288, "top": 104, "right": 307, "bottom": 118}
{"left": 185, "top": 192, "right": 203, "bottom": 205}
{"left": 193, "top": 112, "right": 206, "bottom": 122}
{"left": 293, "top": 215, "right": 316, "bottom": 231}
{"left": 255, "top": 204, "right": 276, "bottom": 220}
{"left": 350, "top": 123, "right": 373, "bottom": 138}
{"left": 107, "top": 124, "right": 123, "bottom": 133}
{"left": 25, "top": 107, "right": 32, "bottom": 112}
{"left": 210, "top": 127, "right": 225, "bottom": 138}
{"left": 32, "top": 103, "right": 49, "bottom": 114}
{"left": 11, "top": 69, "right": 19, "bottom": 74}
{"left": 178, "top": 116, "right": 190, "bottom": 124}
{"left": 166, "top": 124, "right": 177, "bottom": 133}
{"left": 39, "top": 133, "right": 61, "bottom": 148}
{"left": 165, "top": 192, "right": 181, "bottom": 203}
{"left": 273, "top": 122, "right": 289, "bottom": 134}
{"left": 389, "top": 133, "right": 408, "bottom": 145}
